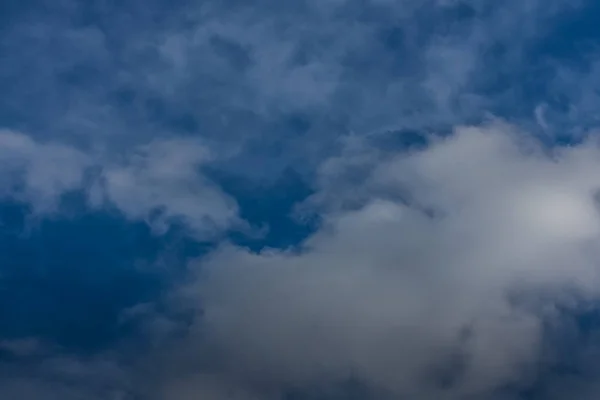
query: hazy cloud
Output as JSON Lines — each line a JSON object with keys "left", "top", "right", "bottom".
{"left": 0, "top": 130, "right": 237, "bottom": 238}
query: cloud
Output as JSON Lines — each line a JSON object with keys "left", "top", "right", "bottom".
{"left": 171, "top": 123, "right": 600, "bottom": 399}
{"left": 0, "top": 130, "right": 91, "bottom": 212}
{"left": 0, "top": 340, "right": 131, "bottom": 400}
{"left": 5, "top": 1, "right": 600, "bottom": 399}
{"left": 0, "top": 130, "right": 237, "bottom": 238}
{"left": 0, "top": 0, "right": 582, "bottom": 180}
{"left": 97, "top": 137, "right": 238, "bottom": 237}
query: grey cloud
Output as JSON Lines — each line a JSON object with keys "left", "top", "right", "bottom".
{"left": 171, "top": 123, "right": 600, "bottom": 399}
{"left": 0, "top": 347, "right": 132, "bottom": 400}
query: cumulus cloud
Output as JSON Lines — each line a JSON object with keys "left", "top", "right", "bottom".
{"left": 168, "top": 123, "right": 600, "bottom": 399}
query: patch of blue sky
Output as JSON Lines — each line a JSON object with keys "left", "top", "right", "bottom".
{"left": 0, "top": 199, "right": 195, "bottom": 351}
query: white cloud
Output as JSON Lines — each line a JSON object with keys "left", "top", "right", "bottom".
{"left": 0, "top": 130, "right": 91, "bottom": 212}
{"left": 0, "top": 131, "right": 237, "bottom": 238}
{"left": 173, "top": 123, "right": 600, "bottom": 398}
{"left": 98, "top": 137, "right": 238, "bottom": 237}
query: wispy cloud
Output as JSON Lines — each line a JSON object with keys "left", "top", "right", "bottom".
{"left": 0, "top": 130, "right": 236, "bottom": 238}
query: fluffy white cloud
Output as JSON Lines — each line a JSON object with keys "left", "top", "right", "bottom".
{"left": 176, "top": 123, "right": 600, "bottom": 399}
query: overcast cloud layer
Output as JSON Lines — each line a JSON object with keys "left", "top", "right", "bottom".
{"left": 4, "top": 0, "right": 600, "bottom": 399}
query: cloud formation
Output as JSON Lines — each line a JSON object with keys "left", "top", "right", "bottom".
{"left": 0, "top": 0, "right": 589, "bottom": 177}
{"left": 5, "top": 0, "right": 600, "bottom": 399}
{"left": 182, "top": 123, "right": 600, "bottom": 399}
{"left": 0, "top": 130, "right": 237, "bottom": 237}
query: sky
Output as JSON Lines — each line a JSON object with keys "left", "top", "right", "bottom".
{"left": 5, "top": 0, "right": 600, "bottom": 399}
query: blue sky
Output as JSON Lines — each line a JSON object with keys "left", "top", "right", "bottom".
{"left": 4, "top": 0, "right": 600, "bottom": 399}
